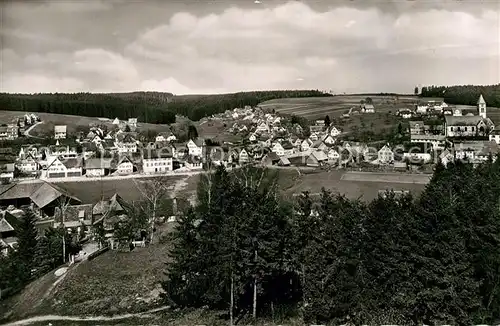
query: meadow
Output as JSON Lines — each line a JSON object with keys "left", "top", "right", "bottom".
{"left": 0, "top": 111, "right": 175, "bottom": 138}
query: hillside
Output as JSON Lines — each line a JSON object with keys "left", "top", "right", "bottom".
{"left": 0, "top": 90, "right": 330, "bottom": 124}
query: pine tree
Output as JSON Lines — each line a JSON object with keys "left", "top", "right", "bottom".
{"left": 16, "top": 210, "right": 38, "bottom": 283}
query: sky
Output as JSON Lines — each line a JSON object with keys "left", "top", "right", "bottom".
{"left": 1, "top": 0, "right": 499, "bottom": 95}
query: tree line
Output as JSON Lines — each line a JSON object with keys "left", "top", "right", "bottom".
{"left": 164, "top": 159, "right": 500, "bottom": 325}
{"left": 420, "top": 84, "right": 500, "bottom": 108}
{"left": 0, "top": 90, "right": 330, "bottom": 124}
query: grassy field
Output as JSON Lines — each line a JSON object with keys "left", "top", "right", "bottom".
{"left": 0, "top": 111, "right": 174, "bottom": 138}
{"left": 278, "top": 169, "right": 428, "bottom": 202}
{"left": 259, "top": 95, "right": 429, "bottom": 120}
{"left": 49, "top": 175, "right": 200, "bottom": 204}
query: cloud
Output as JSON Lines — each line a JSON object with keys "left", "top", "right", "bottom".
{"left": 1, "top": 74, "right": 85, "bottom": 93}
{"left": 2, "top": 1, "right": 499, "bottom": 94}
{"left": 0, "top": 28, "right": 79, "bottom": 47}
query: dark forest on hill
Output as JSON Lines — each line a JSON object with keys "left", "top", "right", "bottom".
{"left": 0, "top": 90, "right": 331, "bottom": 124}
{"left": 420, "top": 84, "right": 500, "bottom": 107}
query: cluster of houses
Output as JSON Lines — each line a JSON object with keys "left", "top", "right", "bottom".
{"left": 0, "top": 180, "right": 181, "bottom": 255}
{"left": 406, "top": 95, "right": 499, "bottom": 167}
{"left": 0, "top": 113, "right": 40, "bottom": 141}
{"left": 1, "top": 122, "right": 208, "bottom": 182}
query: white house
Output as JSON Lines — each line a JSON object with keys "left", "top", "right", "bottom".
{"left": 377, "top": 145, "right": 394, "bottom": 164}
{"left": 321, "top": 134, "right": 336, "bottom": 145}
{"left": 309, "top": 133, "right": 319, "bottom": 142}
{"left": 187, "top": 139, "right": 204, "bottom": 157}
{"left": 112, "top": 118, "right": 120, "bottom": 125}
{"left": 156, "top": 132, "right": 177, "bottom": 143}
{"left": 127, "top": 118, "right": 138, "bottom": 128}
{"left": 116, "top": 156, "right": 134, "bottom": 175}
{"left": 328, "top": 126, "right": 341, "bottom": 137}
{"left": 46, "top": 157, "right": 83, "bottom": 178}
{"left": 255, "top": 122, "right": 270, "bottom": 133}
{"left": 272, "top": 142, "right": 285, "bottom": 156}
{"left": 439, "top": 149, "right": 454, "bottom": 167}
{"left": 300, "top": 139, "right": 311, "bottom": 152}
{"left": 362, "top": 104, "right": 375, "bottom": 113}
{"left": 490, "top": 128, "right": 500, "bottom": 144}
{"left": 403, "top": 152, "right": 432, "bottom": 164}
{"left": 54, "top": 125, "right": 67, "bottom": 139}
{"left": 416, "top": 105, "right": 428, "bottom": 114}
{"left": 15, "top": 153, "right": 39, "bottom": 173}
{"left": 327, "top": 148, "right": 340, "bottom": 161}
{"left": 239, "top": 149, "right": 250, "bottom": 165}
{"left": 142, "top": 150, "right": 173, "bottom": 174}
{"left": 249, "top": 133, "right": 257, "bottom": 142}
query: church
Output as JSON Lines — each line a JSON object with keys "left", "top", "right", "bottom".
{"left": 444, "top": 95, "right": 495, "bottom": 138}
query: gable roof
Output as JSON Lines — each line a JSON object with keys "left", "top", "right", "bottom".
{"left": 445, "top": 115, "right": 483, "bottom": 126}
{"left": 0, "top": 217, "right": 14, "bottom": 233}
{"left": 265, "top": 152, "right": 280, "bottom": 162}
{"left": 30, "top": 182, "right": 81, "bottom": 209}
{"left": 309, "top": 150, "right": 328, "bottom": 161}
{"left": 61, "top": 158, "right": 83, "bottom": 169}
{"left": 85, "top": 158, "right": 111, "bottom": 169}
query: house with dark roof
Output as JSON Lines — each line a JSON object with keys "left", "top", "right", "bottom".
{"left": 92, "top": 194, "right": 130, "bottom": 249}
{"left": 84, "top": 158, "right": 111, "bottom": 177}
{"left": 306, "top": 150, "right": 328, "bottom": 167}
{"left": 261, "top": 152, "right": 280, "bottom": 166}
{"left": 54, "top": 204, "right": 93, "bottom": 239}
{"left": 489, "top": 128, "right": 500, "bottom": 144}
{"left": 115, "top": 133, "right": 138, "bottom": 153}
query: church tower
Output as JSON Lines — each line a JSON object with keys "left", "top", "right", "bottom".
{"left": 477, "top": 94, "right": 487, "bottom": 118}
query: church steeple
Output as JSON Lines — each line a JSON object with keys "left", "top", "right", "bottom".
{"left": 477, "top": 94, "right": 487, "bottom": 119}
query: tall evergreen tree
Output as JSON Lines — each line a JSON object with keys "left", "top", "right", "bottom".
{"left": 16, "top": 210, "right": 38, "bottom": 283}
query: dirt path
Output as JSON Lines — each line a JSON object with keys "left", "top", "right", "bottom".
{"left": 2, "top": 306, "right": 170, "bottom": 326}
{"left": 23, "top": 121, "right": 44, "bottom": 139}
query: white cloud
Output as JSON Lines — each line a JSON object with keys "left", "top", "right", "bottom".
{"left": 1, "top": 74, "right": 85, "bottom": 93}
{"left": 2, "top": 1, "right": 499, "bottom": 94}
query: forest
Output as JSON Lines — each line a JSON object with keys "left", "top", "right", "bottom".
{"left": 420, "top": 84, "right": 500, "bottom": 108}
{"left": 0, "top": 90, "right": 330, "bottom": 124}
{"left": 164, "top": 158, "right": 500, "bottom": 325}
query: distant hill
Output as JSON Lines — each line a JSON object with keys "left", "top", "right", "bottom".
{"left": 420, "top": 84, "right": 500, "bottom": 108}
{"left": 0, "top": 90, "right": 330, "bottom": 123}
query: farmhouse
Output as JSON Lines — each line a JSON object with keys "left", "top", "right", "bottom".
{"left": 272, "top": 142, "right": 285, "bottom": 156}
{"left": 54, "top": 125, "right": 67, "bottom": 139}
{"left": 261, "top": 152, "right": 281, "bottom": 166}
{"left": 256, "top": 122, "right": 270, "bottom": 133}
{"left": 115, "top": 156, "right": 135, "bottom": 175}
{"left": 306, "top": 150, "right": 328, "bottom": 167}
{"left": 15, "top": 153, "right": 39, "bottom": 174}
{"left": 46, "top": 157, "right": 83, "bottom": 178}
{"left": 300, "top": 139, "right": 312, "bottom": 152}
{"left": 239, "top": 149, "right": 251, "bottom": 165}
{"left": 361, "top": 104, "right": 375, "bottom": 113}
{"left": 186, "top": 139, "right": 204, "bottom": 157}
{"left": 439, "top": 149, "right": 454, "bottom": 167}
{"left": 84, "top": 158, "right": 111, "bottom": 177}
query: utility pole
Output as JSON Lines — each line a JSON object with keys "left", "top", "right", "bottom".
{"left": 62, "top": 207, "right": 66, "bottom": 263}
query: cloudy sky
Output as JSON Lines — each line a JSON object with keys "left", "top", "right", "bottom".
{"left": 1, "top": 0, "right": 499, "bottom": 95}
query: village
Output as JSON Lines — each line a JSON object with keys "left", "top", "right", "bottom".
{"left": 0, "top": 93, "right": 499, "bottom": 269}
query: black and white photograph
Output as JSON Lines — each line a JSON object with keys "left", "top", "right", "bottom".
{"left": 0, "top": 0, "right": 499, "bottom": 325}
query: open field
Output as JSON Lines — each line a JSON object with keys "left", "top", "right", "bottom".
{"left": 341, "top": 171, "right": 431, "bottom": 184}
{"left": 279, "top": 169, "right": 428, "bottom": 201}
{"left": 54, "top": 175, "right": 200, "bottom": 204}
{"left": 259, "top": 95, "right": 430, "bottom": 120}
{"left": 0, "top": 111, "right": 173, "bottom": 138}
